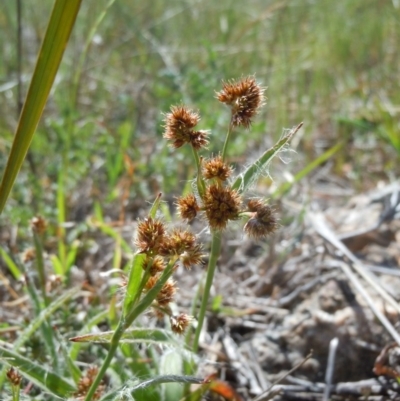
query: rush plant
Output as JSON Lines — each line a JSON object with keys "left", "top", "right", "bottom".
{"left": 75, "top": 76, "right": 302, "bottom": 400}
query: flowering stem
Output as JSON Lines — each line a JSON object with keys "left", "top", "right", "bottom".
{"left": 84, "top": 320, "right": 125, "bottom": 401}
{"left": 221, "top": 122, "right": 234, "bottom": 162}
{"left": 192, "top": 230, "right": 222, "bottom": 353}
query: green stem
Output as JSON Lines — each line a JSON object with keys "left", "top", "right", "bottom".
{"left": 32, "top": 232, "right": 48, "bottom": 305}
{"left": 192, "top": 230, "right": 222, "bottom": 353}
{"left": 221, "top": 122, "right": 234, "bottom": 162}
{"left": 191, "top": 147, "right": 206, "bottom": 199}
{"left": 84, "top": 320, "right": 125, "bottom": 401}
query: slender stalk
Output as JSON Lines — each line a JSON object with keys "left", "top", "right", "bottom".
{"left": 84, "top": 320, "right": 125, "bottom": 401}
{"left": 191, "top": 146, "right": 205, "bottom": 198}
{"left": 192, "top": 230, "right": 222, "bottom": 353}
{"left": 32, "top": 232, "right": 48, "bottom": 305}
{"left": 221, "top": 122, "right": 234, "bottom": 162}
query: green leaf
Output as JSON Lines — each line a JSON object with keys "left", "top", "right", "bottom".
{"left": 231, "top": 123, "right": 303, "bottom": 194}
{"left": 0, "top": 345, "right": 76, "bottom": 398}
{"left": 122, "top": 253, "right": 146, "bottom": 316}
{"left": 99, "top": 375, "right": 205, "bottom": 401}
{"left": 160, "top": 350, "right": 184, "bottom": 401}
{"left": 0, "top": 247, "right": 22, "bottom": 280}
{"left": 0, "top": 287, "right": 79, "bottom": 388}
{"left": 0, "top": 0, "right": 82, "bottom": 214}
{"left": 69, "top": 328, "right": 176, "bottom": 345}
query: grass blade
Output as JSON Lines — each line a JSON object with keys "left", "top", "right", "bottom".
{"left": 70, "top": 328, "right": 176, "bottom": 345}
{"left": 0, "top": 287, "right": 79, "bottom": 388}
{"left": 0, "top": 0, "right": 82, "bottom": 214}
{"left": 0, "top": 345, "right": 75, "bottom": 398}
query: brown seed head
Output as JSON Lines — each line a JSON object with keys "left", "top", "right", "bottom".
{"left": 203, "top": 184, "right": 242, "bottom": 230}
{"left": 156, "top": 279, "right": 177, "bottom": 307}
{"left": 163, "top": 105, "right": 209, "bottom": 150}
{"left": 170, "top": 313, "right": 193, "bottom": 335}
{"left": 203, "top": 155, "right": 233, "bottom": 181}
{"left": 244, "top": 200, "right": 278, "bottom": 239}
{"left": 216, "top": 76, "right": 265, "bottom": 128}
{"left": 74, "top": 366, "right": 105, "bottom": 400}
{"left": 180, "top": 244, "right": 204, "bottom": 269}
{"left": 135, "top": 217, "right": 166, "bottom": 253}
{"left": 22, "top": 247, "right": 36, "bottom": 263}
{"left": 6, "top": 367, "right": 22, "bottom": 387}
{"left": 142, "top": 255, "right": 166, "bottom": 276}
{"left": 145, "top": 275, "right": 159, "bottom": 291}
{"left": 176, "top": 194, "right": 200, "bottom": 222}
{"left": 30, "top": 216, "right": 47, "bottom": 234}
{"left": 158, "top": 228, "right": 197, "bottom": 257}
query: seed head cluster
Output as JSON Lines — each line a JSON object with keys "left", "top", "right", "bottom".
{"left": 176, "top": 194, "right": 200, "bottom": 222}
{"left": 74, "top": 366, "right": 105, "bottom": 401}
{"left": 216, "top": 76, "right": 265, "bottom": 128}
{"left": 243, "top": 199, "right": 278, "bottom": 239}
{"left": 170, "top": 313, "right": 193, "bottom": 335}
{"left": 6, "top": 367, "right": 22, "bottom": 387}
{"left": 163, "top": 105, "right": 209, "bottom": 150}
{"left": 203, "top": 185, "right": 242, "bottom": 230}
{"left": 202, "top": 155, "right": 232, "bottom": 181}
{"left": 133, "top": 214, "right": 203, "bottom": 332}
{"left": 131, "top": 77, "right": 278, "bottom": 337}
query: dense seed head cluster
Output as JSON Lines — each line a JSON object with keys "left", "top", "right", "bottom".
{"left": 244, "top": 199, "right": 278, "bottom": 239}
{"left": 170, "top": 313, "right": 193, "bottom": 335}
{"left": 142, "top": 255, "right": 166, "bottom": 276}
{"left": 202, "top": 155, "right": 232, "bottom": 181}
{"left": 30, "top": 216, "right": 47, "bottom": 234}
{"left": 216, "top": 76, "right": 265, "bottom": 128}
{"left": 156, "top": 279, "right": 177, "bottom": 306}
{"left": 74, "top": 366, "right": 105, "bottom": 401}
{"left": 163, "top": 105, "right": 209, "bottom": 150}
{"left": 135, "top": 217, "right": 166, "bottom": 253}
{"left": 180, "top": 244, "right": 204, "bottom": 269}
{"left": 176, "top": 194, "right": 200, "bottom": 221}
{"left": 6, "top": 367, "right": 22, "bottom": 387}
{"left": 203, "top": 184, "right": 242, "bottom": 230}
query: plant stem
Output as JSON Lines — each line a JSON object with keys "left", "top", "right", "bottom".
{"left": 84, "top": 320, "right": 125, "bottom": 401}
{"left": 221, "top": 122, "right": 234, "bottom": 162}
{"left": 32, "top": 232, "right": 48, "bottom": 305}
{"left": 191, "top": 146, "right": 205, "bottom": 198}
{"left": 192, "top": 230, "right": 222, "bottom": 353}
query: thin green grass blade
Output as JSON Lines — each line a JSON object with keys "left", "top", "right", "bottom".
{"left": 0, "top": 287, "right": 79, "bottom": 388}
{"left": 272, "top": 140, "right": 344, "bottom": 198}
{"left": 99, "top": 375, "right": 205, "bottom": 401}
{"left": 0, "top": 346, "right": 75, "bottom": 398}
{"left": 70, "top": 328, "right": 176, "bottom": 345}
{"left": 69, "top": 310, "right": 108, "bottom": 361}
{"left": 0, "top": 247, "right": 22, "bottom": 280}
{"left": 231, "top": 123, "right": 303, "bottom": 194}
{"left": 0, "top": 0, "right": 82, "bottom": 215}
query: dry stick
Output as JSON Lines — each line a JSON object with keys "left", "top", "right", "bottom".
{"left": 310, "top": 212, "right": 400, "bottom": 314}
{"left": 251, "top": 352, "right": 313, "bottom": 401}
{"left": 323, "top": 337, "right": 339, "bottom": 401}
{"left": 309, "top": 212, "right": 400, "bottom": 346}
